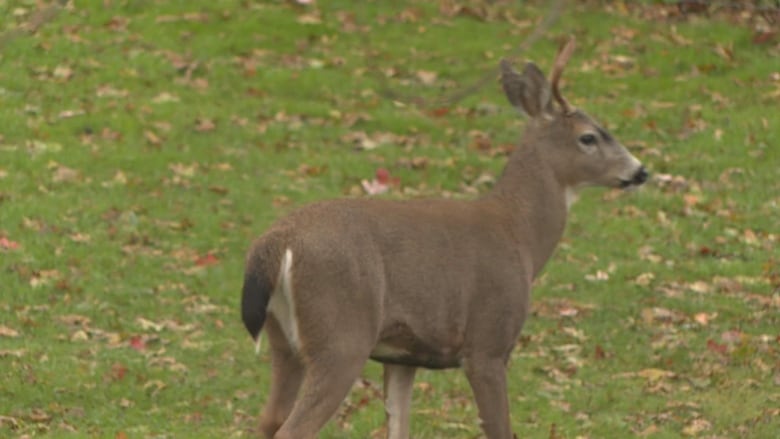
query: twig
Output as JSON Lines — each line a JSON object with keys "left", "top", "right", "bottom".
{"left": 0, "top": 0, "right": 70, "bottom": 49}
{"left": 372, "top": 0, "right": 566, "bottom": 110}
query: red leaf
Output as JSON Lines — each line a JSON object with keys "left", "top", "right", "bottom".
{"left": 195, "top": 252, "right": 220, "bottom": 267}
{"left": 111, "top": 362, "right": 128, "bottom": 381}
{"left": 375, "top": 168, "right": 391, "bottom": 184}
{"left": 0, "top": 237, "right": 20, "bottom": 250}
{"left": 753, "top": 31, "right": 777, "bottom": 45}
{"left": 129, "top": 335, "right": 146, "bottom": 352}
{"left": 706, "top": 339, "right": 727, "bottom": 355}
{"left": 429, "top": 107, "right": 450, "bottom": 118}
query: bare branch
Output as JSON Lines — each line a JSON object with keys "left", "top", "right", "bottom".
{"left": 371, "top": 0, "right": 567, "bottom": 109}
{"left": 438, "top": 0, "right": 566, "bottom": 108}
{"left": 0, "top": 0, "right": 70, "bottom": 49}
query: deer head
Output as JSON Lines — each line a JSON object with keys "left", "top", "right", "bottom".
{"left": 499, "top": 38, "right": 648, "bottom": 193}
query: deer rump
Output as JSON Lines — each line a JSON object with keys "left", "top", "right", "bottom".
{"left": 242, "top": 197, "right": 529, "bottom": 370}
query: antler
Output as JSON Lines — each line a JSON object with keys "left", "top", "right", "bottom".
{"left": 550, "top": 36, "right": 576, "bottom": 114}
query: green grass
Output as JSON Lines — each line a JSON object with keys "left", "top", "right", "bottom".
{"left": 1, "top": 1, "right": 778, "bottom": 438}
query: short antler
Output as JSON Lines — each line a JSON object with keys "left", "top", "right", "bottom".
{"left": 550, "top": 36, "right": 576, "bottom": 114}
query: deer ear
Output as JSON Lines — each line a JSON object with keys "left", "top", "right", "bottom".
{"left": 500, "top": 60, "right": 552, "bottom": 118}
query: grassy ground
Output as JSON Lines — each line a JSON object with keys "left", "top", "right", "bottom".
{"left": 1, "top": 0, "right": 778, "bottom": 438}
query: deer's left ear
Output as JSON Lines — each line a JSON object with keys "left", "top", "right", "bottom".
{"left": 500, "top": 60, "right": 553, "bottom": 118}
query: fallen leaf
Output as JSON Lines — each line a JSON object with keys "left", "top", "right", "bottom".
{"left": 52, "top": 164, "right": 79, "bottom": 183}
{"left": 634, "top": 272, "right": 655, "bottom": 286}
{"left": 111, "top": 362, "right": 128, "bottom": 381}
{"left": 0, "top": 325, "right": 20, "bottom": 337}
{"left": 144, "top": 130, "right": 163, "bottom": 146}
{"left": 416, "top": 70, "right": 437, "bottom": 85}
{"left": 706, "top": 339, "right": 728, "bottom": 355}
{"left": 682, "top": 418, "right": 711, "bottom": 436}
{"left": 194, "top": 118, "right": 216, "bottom": 132}
{"left": 585, "top": 270, "right": 609, "bottom": 281}
{"left": 720, "top": 330, "right": 743, "bottom": 344}
{"left": 753, "top": 30, "right": 777, "bottom": 45}
{"left": 361, "top": 179, "right": 388, "bottom": 195}
{"left": 151, "top": 92, "right": 179, "bottom": 103}
{"left": 129, "top": 335, "right": 146, "bottom": 352}
{"left": 0, "top": 237, "right": 20, "bottom": 250}
{"left": 26, "top": 408, "right": 52, "bottom": 423}
{"left": 58, "top": 314, "right": 91, "bottom": 327}
{"left": 0, "top": 415, "right": 20, "bottom": 429}
{"left": 0, "top": 349, "right": 26, "bottom": 358}
{"left": 693, "top": 312, "right": 716, "bottom": 326}
{"left": 637, "top": 368, "right": 676, "bottom": 381}
{"left": 96, "top": 84, "right": 129, "bottom": 98}
{"left": 195, "top": 252, "right": 220, "bottom": 267}
{"left": 297, "top": 13, "right": 322, "bottom": 24}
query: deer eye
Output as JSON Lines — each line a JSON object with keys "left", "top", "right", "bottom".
{"left": 578, "top": 133, "right": 598, "bottom": 146}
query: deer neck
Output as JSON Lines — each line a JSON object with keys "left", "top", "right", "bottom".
{"left": 485, "top": 141, "right": 569, "bottom": 278}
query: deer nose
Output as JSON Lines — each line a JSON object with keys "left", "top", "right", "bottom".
{"left": 632, "top": 166, "right": 649, "bottom": 185}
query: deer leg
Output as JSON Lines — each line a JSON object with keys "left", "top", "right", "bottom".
{"left": 463, "top": 358, "right": 513, "bottom": 439}
{"left": 383, "top": 364, "right": 416, "bottom": 439}
{"left": 258, "top": 318, "right": 304, "bottom": 438}
{"left": 271, "top": 348, "right": 369, "bottom": 439}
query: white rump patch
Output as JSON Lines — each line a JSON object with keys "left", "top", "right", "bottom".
{"left": 267, "top": 248, "right": 301, "bottom": 351}
{"left": 254, "top": 336, "right": 262, "bottom": 355}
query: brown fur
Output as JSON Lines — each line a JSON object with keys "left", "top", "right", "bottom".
{"left": 241, "top": 38, "right": 647, "bottom": 439}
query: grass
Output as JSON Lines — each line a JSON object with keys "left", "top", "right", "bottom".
{"left": 1, "top": 0, "right": 778, "bottom": 438}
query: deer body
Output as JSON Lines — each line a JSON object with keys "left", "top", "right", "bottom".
{"left": 241, "top": 40, "right": 647, "bottom": 439}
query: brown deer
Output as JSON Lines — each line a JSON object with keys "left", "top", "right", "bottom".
{"left": 241, "top": 38, "right": 648, "bottom": 439}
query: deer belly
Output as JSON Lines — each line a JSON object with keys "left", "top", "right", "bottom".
{"left": 369, "top": 324, "right": 462, "bottom": 369}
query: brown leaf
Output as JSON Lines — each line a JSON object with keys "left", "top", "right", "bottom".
{"left": 51, "top": 164, "right": 80, "bottom": 183}
{"left": 682, "top": 418, "right": 711, "bottom": 436}
{"left": 194, "top": 118, "right": 216, "bottom": 132}
{"left": 693, "top": 312, "right": 716, "bottom": 326}
{"left": 637, "top": 368, "right": 676, "bottom": 381}
{"left": 0, "top": 325, "right": 19, "bottom": 337}
{"left": 753, "top": 30, "right": 777, "bottom": 45}
{"left": 26, "top": 408, "right": 52, "bottom": 423}
{"left": 59, "top": 314, "right": 91, "bottom": 327}
{"left": 0, "top": 349, "right": 26, "bottom": 358}
{"left": 416, "top": 70, "right": 437, "bottom": 85}
{"left": 144, "top": 130, "right": 163, "bottom": 146}
{"left": 707, "top": 339, "right": 728, "bottom": 355}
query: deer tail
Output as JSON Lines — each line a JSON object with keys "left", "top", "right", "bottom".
{"left": 241, "top": 262, "right": 273, "bottom": 353}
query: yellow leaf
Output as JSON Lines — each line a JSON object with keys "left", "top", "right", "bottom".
{"left": 637, "top": 368, "right": 675, "bottom": 382}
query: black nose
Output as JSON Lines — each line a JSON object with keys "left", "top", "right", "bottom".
{"left": 632, "top": 166, "right": 649, "bottom": 185}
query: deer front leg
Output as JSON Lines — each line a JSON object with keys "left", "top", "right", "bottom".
{"left": 383, "top": 364, "right": 416, "bottom": 439}
{"left": 463, "top": 358, "right": 513, "bottom": 439}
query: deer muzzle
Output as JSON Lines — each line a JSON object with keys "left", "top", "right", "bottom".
{"left": 620, "top": 166, "right": 649, "bottom": 188}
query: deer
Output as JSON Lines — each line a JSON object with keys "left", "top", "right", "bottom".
{"left": 240, "top": 37, "right": 648, "bottom": 439}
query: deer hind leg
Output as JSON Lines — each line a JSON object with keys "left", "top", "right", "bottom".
{"left": 463, "top": 357, "right": 513, "bottom": 439}
{"left": 258, "top": 317, "right": 304, "bottom": 438}
{"left": 383, "top": 364, "right": 416, "bottom": 439}
{"left": 271, "top": 346, "right": 369, "bottom": 439}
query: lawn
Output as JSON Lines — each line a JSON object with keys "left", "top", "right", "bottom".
{"left": 0, "top": 0, "right": 778, "bottom": 438}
